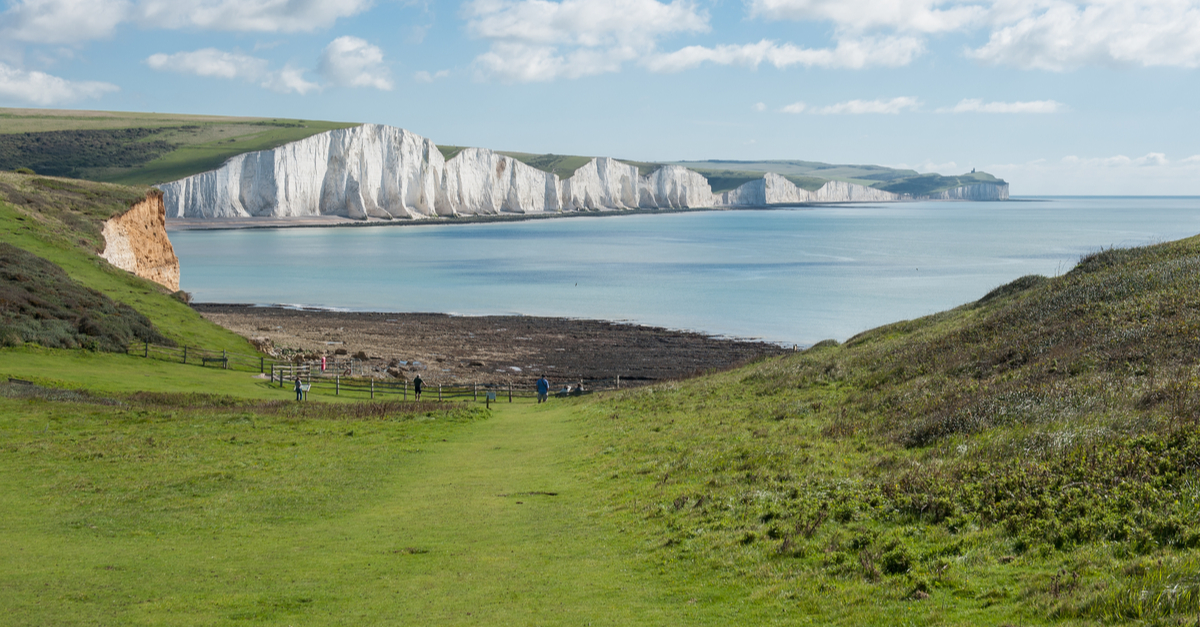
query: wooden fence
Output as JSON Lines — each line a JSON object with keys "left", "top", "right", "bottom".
{"left": 125, "top": 341, "right": 621, "bottom": 402}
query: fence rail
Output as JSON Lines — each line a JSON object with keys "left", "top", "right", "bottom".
{"left": 125, "top": 340, "right": 622, "bottom": 401}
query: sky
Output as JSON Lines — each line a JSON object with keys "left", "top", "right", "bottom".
{"left": 1, "top": 0, "right": 1199, "bottom": 195}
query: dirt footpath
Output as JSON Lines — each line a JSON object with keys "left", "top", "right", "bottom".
{"left": 194, "top": 304, "right": 788, "bottom": 388}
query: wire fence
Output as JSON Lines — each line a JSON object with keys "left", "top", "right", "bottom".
{"left": 125, "top": 340, "right": 621, "bottom": 402}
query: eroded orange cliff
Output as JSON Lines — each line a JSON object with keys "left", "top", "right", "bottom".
{"left": 100, "top": 189, "right": 180, "bottom": 292}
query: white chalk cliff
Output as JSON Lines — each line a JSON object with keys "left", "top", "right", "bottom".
{"left": 159, "top": 124, "right": 1007, "bottom": 219}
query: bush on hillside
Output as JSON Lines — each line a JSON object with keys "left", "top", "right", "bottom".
{"left": 0, "top": 243, "right": 174, "bottom": 351}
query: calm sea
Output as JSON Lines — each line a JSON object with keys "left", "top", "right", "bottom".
{"left": 169, "top": 197, "right": 1200, "bottom": 346}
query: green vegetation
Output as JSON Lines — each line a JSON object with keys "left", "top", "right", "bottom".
{"left": 575, "top": 236, "right": 1200, "bottom": 623}
{"left": 0, "top": 243, "right": 173, "bottom": 351}
{"left": 497, "top": 150, "right": 597, "bottom": 179}
{"left": 670, "top": 159, "right": 923, "bottom": 187}
{"left": 0, "top": 108, "right": 357, "bottom": 185}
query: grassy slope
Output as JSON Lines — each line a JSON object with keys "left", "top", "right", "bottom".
{"left": 0, "top": 108, "right": 357, "bottom": 186}
{"left": 0, "top": 172, "right": 251, "bottom": 351}
{"left": 576, "top": 236, "right": 1200, "bottom": 624}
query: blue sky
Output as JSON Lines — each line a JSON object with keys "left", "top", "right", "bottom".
{"left": 1, "top": 0, "right": 1199, "bottom": 194}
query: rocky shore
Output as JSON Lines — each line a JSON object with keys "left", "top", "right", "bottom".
{"left": 194, "top": 304, "right": 788, "bottom": 388}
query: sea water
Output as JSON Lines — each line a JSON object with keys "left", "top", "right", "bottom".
{"left": 169, "top": 197, "right": 1200, "bottom": 345}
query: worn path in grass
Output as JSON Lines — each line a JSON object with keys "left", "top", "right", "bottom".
{"left": 333, "top": 400, "right": 752, "bottom": 625}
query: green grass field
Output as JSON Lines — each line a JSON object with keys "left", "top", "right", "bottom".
{"left": 0, "top": 108, "right": 358, "bottom": 186}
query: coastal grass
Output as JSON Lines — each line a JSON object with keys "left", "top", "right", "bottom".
{"left": 0, "top": 345, "right": 286, "bottom": 399}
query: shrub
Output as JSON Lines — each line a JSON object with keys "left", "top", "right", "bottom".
{"left": 0, "top": 243, "right": 173, "bottom": 351}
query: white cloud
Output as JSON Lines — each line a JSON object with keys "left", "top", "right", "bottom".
{"left": 135, "top": 0, "right": 374, "bottom": 33}
{"left": 990, "top": 152, "right": 1200, "bottom": 194}
{"left": 939, "top": 98, "right": 1065, "bottom": 113}
{"left": 319, "top": 36, "right": 392, "bottom": 90}
{"left": 968, "top": 1, "right": 1200, "bottom": 70}
{"left": 645, "top": 35, "right": 924, "bottom": 71}
{"left": 146, "top": 48, "right": 318, "bottom": 94}
{"left": 262, "top": 65, "right": 319, "bottom": 94}
{"left": 753, "top": 101, "right": 767, "bottom": 111}
{"left": 0, "top": 0, "right": 371, "bottom": 46}
{"left": 414, "top": 69, "right": 451, "bottom": 83}
{"left": 0, "top": 61, "right": 117, "bottom": 105}
{"left": 813, "top": 96, "right": 920, "bottom": 114}
{"left": 146, "top": 48, "right": 268, "bottom": 80}
{"left": 0, "top": 0, "right": 130, "bottom": 44}
{"left": 748, "top": 0, "right": 986, "bottom": 34}
{"left": 740, "top": 0, "right": 1200, "bottom": 72}
{"left": 778, "top": 96, "right": 920, "bottom": 114}
{"left": 1060, "top": 152, "right": 1170, "bottom": 168}
{"left": 465, "top": 0, "right": 709, "bottom": 81}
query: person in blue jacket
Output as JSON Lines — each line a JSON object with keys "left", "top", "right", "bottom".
{"left": 536, "top": 376, "right": 549, "bottom": 403}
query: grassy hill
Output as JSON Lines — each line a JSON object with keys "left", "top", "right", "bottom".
{"left": 0, "top": 108, "right": 358, "bottom": 186}
{"left": 578, "top": 236, "right": 1200, "bottom": 623}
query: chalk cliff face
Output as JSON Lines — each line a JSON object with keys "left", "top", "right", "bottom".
{"left": 439, "top": 148, "right": 559, "bottom": 215}
{"left": 159, "top": 124, "right": 1008, "bottom": 219}
{"left": 100, "top": 189, "right": 180, "bottom": 291}
{"left": 561, "top": 157, "right": 640, "bottom": 210}
{"left": 640, "top": 165, "right": 716, "bottom": 209}
{"left": 718, "top": 173, "right": 902, "bottom": 206}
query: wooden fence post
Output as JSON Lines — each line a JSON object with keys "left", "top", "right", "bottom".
{"left": 260, "top": 356, "right": 264, "bottom": 373}
{"left": 438, "top": 385, "right": 442, "bottom": 402}
{"left": 508, "top": 382, "right": 512, "bottom": 403}
{"left": 371, "top": 379, "right": 375, "bottom": 399}
{"left": 474, "top": 382, "right": 477, "bottom": 401}
{"left": 144, "top": 341, "right": 148, "bottom": 358}
{"left": 222, "top": 349, "right": 227, "bottom": 370}
{"left": 404, "top": 380, "right": 408, "bottom": 401}
{"left": 336, "top": 376, "right": 340, "bottom": 396}
{"left": 617, "top": 375, "right": 620, "bottom": 390}
{"left": 183, "top": 346, "right": 187, "bottom": 364}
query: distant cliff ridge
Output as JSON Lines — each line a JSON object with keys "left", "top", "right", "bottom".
{"left": 159, "top": 124, "right": 1007, "bottom": 219}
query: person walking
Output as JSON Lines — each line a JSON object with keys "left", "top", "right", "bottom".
{"left": 413, "top": 373, "right": 424, "bottom": 400}
{"left": 294, "top": 376, "right": 303, "bottom": 401}
{"left": 536, "top": 376, "right": 549, "bottom": 403}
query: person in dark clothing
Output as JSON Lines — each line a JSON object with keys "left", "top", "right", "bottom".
{"left": 294, "top": 376, "right": 303, "bottom": 401}
{"left": 413, "top": 374, "right": 424, "bottom": 400}
{"left": 536, "top": 376, "right": 549, "bottom": 403}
